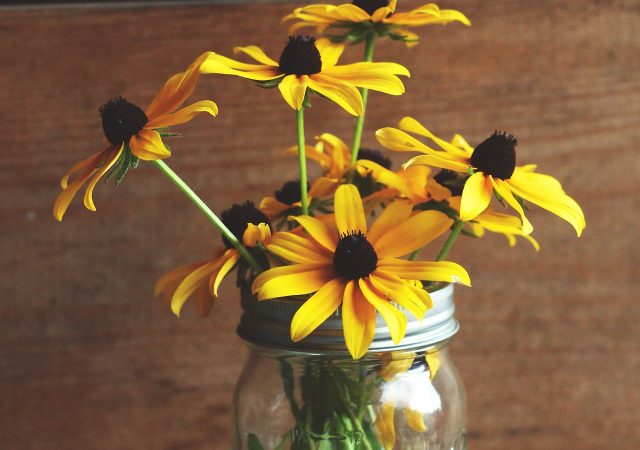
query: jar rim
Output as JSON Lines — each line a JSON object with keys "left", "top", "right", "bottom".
{"left": 237, "top": 283, "right": 459, "bottom": 355}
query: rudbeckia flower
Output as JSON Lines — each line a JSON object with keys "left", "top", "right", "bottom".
{"left": 155, "top": 202, "right": 272, "bottom": 317}
{"left": 284, "top": 0, "right": 470, "bottom": 47}
{"left": 376, "top": 117, "right": 586, "bottom": 236}
{"left": 198, "top": 36, "right": 409, "bottom": 115}
{"left": 252, "top": 184, "right": 470, "bottom": 359}
{"left": 259, "top": 179, "right": 335, "bottom": 221}
{"left": 375, "top": 350, "right": 441, "bottom": 449}
{"left": 53, "top": 55, "right": 218, "bottom": 221}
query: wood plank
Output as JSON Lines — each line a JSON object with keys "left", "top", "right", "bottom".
{"left": 1, "top": 0, "right": 638, "bottom": 448}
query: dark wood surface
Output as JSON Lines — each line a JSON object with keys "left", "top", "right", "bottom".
{"left": 1, "top": 1, "right": 638, "bottom": 448}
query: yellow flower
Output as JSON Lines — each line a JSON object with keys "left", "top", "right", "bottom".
{"left": 284, "top": 0, "right": 470, "bottom": 47}
{"left": 155, "top": 202, "right": 272, "bottom": 317}
{"left": 53, "top": 54, "right": 218, "bottom": 221}
{"left": 259, "top": 179, "right": 332, "bottom": 221}
{"left": 198, "top": 36, "right": 409, "bottom": 115}
{"left": 252, "top": 184, "right": 470, "bottom": 359}
{"left": 447, "top": 197, "right": 540, "bottom": 250}
{"left": 375, "top": 350, "right": 442, "bottom": 449}
{"left": 376, "top": 117, "right": 586, "bottom": 236}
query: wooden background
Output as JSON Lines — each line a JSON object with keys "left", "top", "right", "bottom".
{"left": 1, "top": 0, "right": 638, "bottom": 448}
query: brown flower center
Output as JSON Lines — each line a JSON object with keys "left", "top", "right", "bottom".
{"left": 100, "top": 96, "right": 148, "bottom": 146}
{"left": 278, "top": 36, "right": 322, "bottom": 76}
{"left": 333, "top": 232, "right": 378, "bottom": 280}
{"left": 469, "top": 131, "right": 517, "bottom": 179}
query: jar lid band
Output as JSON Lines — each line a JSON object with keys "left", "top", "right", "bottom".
{"left": 237, "top": 283, "right": 458, "bottom": 353}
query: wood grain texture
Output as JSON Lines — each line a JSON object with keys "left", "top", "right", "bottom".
{"left": 1, "top": 1, "right": 638, "bottom": 448}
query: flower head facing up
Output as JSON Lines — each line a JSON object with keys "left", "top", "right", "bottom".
{"left": 284, "top": 1, "right": 469, "bottom": 47}
{"left": 100, "top": 96, "right": 149, "bottom": 146}
{"left": 53, "top": 54, "right": 218, "bottom": 221}
{"left": 278, "top": 35, "right": 322, "bottom": 76}
{"left": 220, "top": 201, "right": 271, "bottom": 249}
{"left": 376, "top": 116, "right": 586, "bottom": 236}
{"left": 199, "top": 37, "right": 409, "bottom": 115}
{"left": 252, "top": 184, "right": 470, "bottom": 359}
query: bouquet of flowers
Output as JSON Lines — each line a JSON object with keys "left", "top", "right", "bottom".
{"left": 53, "top": 1, "right": 584, "bottom": 448}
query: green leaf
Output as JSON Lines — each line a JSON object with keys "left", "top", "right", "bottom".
{"left": 256, "top": 78, "right": 283, "bottom": 89}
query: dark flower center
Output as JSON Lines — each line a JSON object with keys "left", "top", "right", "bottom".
{"left": 275, "top": 180, "right": 309, "bottom": 205}
{"left": 358, "top": 148, "right": 392, "bottom": 169}
{"left": 352, "top": 0, "right": 390, "bottom": 15}
{"left": 333, "top": 232, "right": 378, "bottom": 280}
{"left": 469, "top": 131, "right": 517, "bottom": 180}
{"left": 434, "top": 169, "right": 465, "bottom": 196}
{"left": 220, "top": 201, "right": 271, "bottom": 249}
{"left": 279, "top": 36, "right": 322, "bottom": 76}
{"left": 100, "top": 96, "right": 148, "bottom": 146}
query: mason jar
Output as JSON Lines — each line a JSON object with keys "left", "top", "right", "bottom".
{"left": 233, "top": 283, "right": 467, "bottom": 450}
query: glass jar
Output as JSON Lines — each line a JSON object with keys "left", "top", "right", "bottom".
{"left": 234, "top": 284, "right": 467, "bottom": 450}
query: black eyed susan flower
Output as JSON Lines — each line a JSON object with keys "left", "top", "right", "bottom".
{"left": 284, "top": 0, "right": 470, "bottom": 47}
{"left": 53, "top": 54, "right": 218, "bottom": 221}
{"left": 198, "top": 36, "right": 409, "bottom": 115}
{"left": 252, "top": 184, "right": 470, "bottom": 359}
{"left": 376, "top": 117, "right": 586, "bottom": 236}
{"left": 155, "top": 201, "right": 272, "bottom": 317}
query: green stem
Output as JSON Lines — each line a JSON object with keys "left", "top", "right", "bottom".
{"left": 436, "top": 219, "right": 465, "bottom": 261}
{"left": 296, "top": 107, "right": 309, "bottom": 215}
{"left": 152, "top": 159, "right": 262, "bottom": 273}
{"left": 349, "top": 32, "right": 376, "bottom": 167}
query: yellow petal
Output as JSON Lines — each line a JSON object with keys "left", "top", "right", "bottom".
{"left": 308, "top": 177, "right": 340, "bottom": 198}
{"left": 316, "top": 38, "right": 345, "bottom": 69}
{"left": 460, "top": 172, "right": 493, "bottom": 222}
{"left": 59, "top": 146, "right": 113, "bottom": 190}
{"left": 129, "top": 128, "right": 171, "bottom": 161}
{"left": 278, "top": 74, "right": 310, "bottom": 110}
{"left": 267, "top": 232, "right": 333, "bottom": 264}
{"left": 375, "top": 127, "right": 437, "bottom": 155}
{"left": 491, "top": 177, "right": 533, "bottom": 235}
{"left": 507, "top": 169, "right": 585, "bottom": 237}
{"left": 342, "top": 280, "right": 377, "bottom": 359}
{"left": 200, "top": 52, "right": 283, "bottom": 81}
{"left": 404, "top": 408, "right": 427, "bottom": 433}
{"left": 83, "top": 144, "right": 124, "bottom": 211}
{"left": 170, "top": 260, "right": 219, "bottom": 317}
{"left": 322, "top": 62, "right": 409, "bottom": 95}
{"left": 209, "top": 249, "right": 240, "bottom": 297}
{"left": 307, "top": 73, "right": 363, "bottom": 116}
{"left": 359, "top": 278, "right": 407, "bottom": 344}
{"left": 242, "top": 223, "right": 272, "bottom": 247}
{"left": 367, "top": 200, "right": 413, "bottom": 243}
{"left": 403, "top": 154, "right": 470, "bottom": 172}
{"left": 259, "top": 196, "right": 291, "bottom": 219}
{"left": 53, "top": 164, "right": 98, "bottom": 222}
{"left": 426, "top": 351, "right": 441, "bottom": 380}
{"left": 154, "top": 260, "right": 207, "bottom": 299}
{"left": 233, "top": 45, "right": 279, "bottom": 66}
{"left": 377, "top": 259, "right": 471, "bottom": 286}
{"left": 373, "top": 210, "right": 453, "bottom": 259}
{"left": 334, "top": 184, "right": 367, "bottom": 235}
{"left": 398, "top": 117, "right": 471, "bottom": 158}
{"left": 375, "top": 402, "right": 397, "bottom": 450}
{"left": 369, "top": 272, "right": 429, "bottom": 320}
{"left": 252, "top": 264, "right": 334, "bottom": 300}
{"left": 290, "top": 278, "right": 345, "bottom": 342}
{"left": 145, "top": 53, "right": 208, "bottom": 118}
{"left": 145, "top": 100, "right": 218, "bottom": 129}
{"left": 289, "top": 215, "right": 337, "bottom": 251}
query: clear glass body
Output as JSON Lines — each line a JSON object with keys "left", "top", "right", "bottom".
{"left": 232, "top": 341, "right": 466, "bottom": 450}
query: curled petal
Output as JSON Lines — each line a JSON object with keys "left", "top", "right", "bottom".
{"left": 129, "top": 128, "right": 171, "bottom": 160}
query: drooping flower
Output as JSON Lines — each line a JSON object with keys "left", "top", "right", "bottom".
{"left": 375, "top": 350, "right": 441, "bottom": 449}
{"left": 376, "top": 117, "right": 586, "bottom": 236}
{"left": 284, "top": 0, "right": 470, "bottom": 47}
{"left": 252, "top": 184, "right": 470, "bottom": 359}
{"left": 198, "top": 36, "right": 409, "bottom": 115}
{"left": 53, "top": 54, "right": 218, "bottom": 221}
{"left": 155, "top": 202, "right": 272, "bottom": 317}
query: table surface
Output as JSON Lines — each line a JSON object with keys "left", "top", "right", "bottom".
{"left": 1, "top": 1, "right": 638, "bottom": 449}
